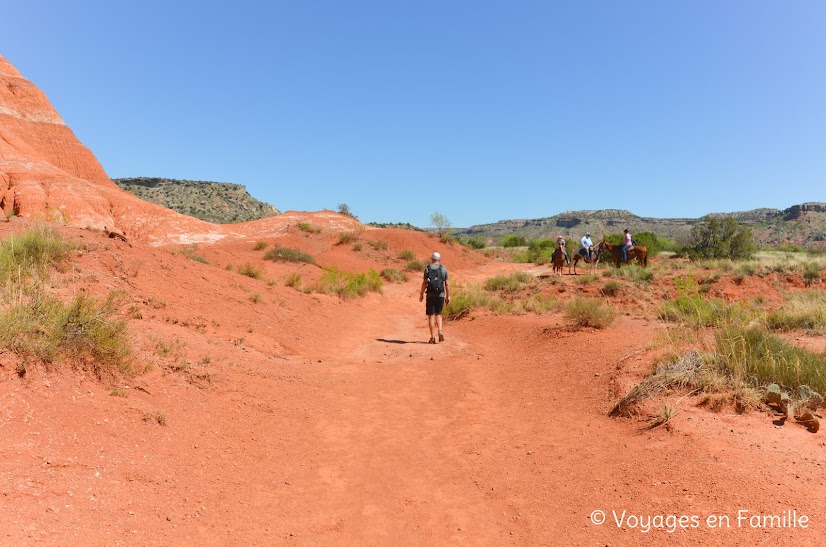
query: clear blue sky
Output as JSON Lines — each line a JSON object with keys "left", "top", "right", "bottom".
{"left": 3, "top": 1, "right": 824, "bottom": 228}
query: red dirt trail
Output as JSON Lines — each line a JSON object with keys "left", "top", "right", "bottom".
{"left": 0, "top": 223, "right": 825, "bottom": 546}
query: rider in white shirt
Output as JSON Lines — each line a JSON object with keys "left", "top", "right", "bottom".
{"left": 581, "top": 232, "right": 593, "bottom": 261}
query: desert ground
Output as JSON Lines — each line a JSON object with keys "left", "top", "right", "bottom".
{"left": 1, "top": 215, "right": 825, "bottom": 547}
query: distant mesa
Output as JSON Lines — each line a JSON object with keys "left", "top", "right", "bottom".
{"left": 114, "top": 177, "right": 279, "bottom": 224}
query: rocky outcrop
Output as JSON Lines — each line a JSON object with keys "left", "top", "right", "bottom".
{"left": 114, "top": 177, "right": 279, "bottom": 224}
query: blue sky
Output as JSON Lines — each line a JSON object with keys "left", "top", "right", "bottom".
{"left": 3, "top": 1, "right": 824, "bottom": 228}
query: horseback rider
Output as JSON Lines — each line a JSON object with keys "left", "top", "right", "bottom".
{"left": 621, "top": 229, "right": 633, "bottom": 263}
{"left": 555, "top": 235, "right": 570, "bottom": 265}
{"left": 581, "top": 232, "right": 593, "bottom": 262}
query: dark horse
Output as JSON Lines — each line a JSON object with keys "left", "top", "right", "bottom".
{"left": 597, "top": 240, "right": 648, "bottom": 267}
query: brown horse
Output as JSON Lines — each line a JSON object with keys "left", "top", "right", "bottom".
{"left": 597, "top": 240, "right": 648, "bottom": 267}
{"left": 569, "top": 246, "right": 600, "bottom": 275}
{"left": 551, "top": 242, "right": 566, "bottom": 276}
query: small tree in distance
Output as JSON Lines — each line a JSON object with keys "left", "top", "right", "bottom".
{"left": 337, "top": 203, "right": 357, "bottom": 219}
{"left": 430, "top": 211, "right": 452, "bottom": 238}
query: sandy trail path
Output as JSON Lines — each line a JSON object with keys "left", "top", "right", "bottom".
{"left": 2, "top": 268, "right": 825, "bottom": 546}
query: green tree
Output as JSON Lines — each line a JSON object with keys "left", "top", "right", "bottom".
{"left": 689, "top": 217, "right": 755, "bottom": 260}
{"left": 337, "top": 203, "right": 357, "bottom": 219}
{"left": 430, "top": 211, "right": 452, "bottom": 237}
{"left": 502, "top": 234, "right": 528, "bottom": 247}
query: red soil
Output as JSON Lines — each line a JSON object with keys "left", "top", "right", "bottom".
{"left": 1, "top": 218, "right": 825, "bottom": 546}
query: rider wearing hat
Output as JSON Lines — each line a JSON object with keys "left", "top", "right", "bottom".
{"left": 581, "top": 232, "right": 593, "bottom": 262}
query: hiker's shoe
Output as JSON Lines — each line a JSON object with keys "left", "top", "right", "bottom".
{"left": 438, "top": 332, "right": 445, "bottom": 342}
{"left": 428, "top": 337, "right": 436, "bottom": 344}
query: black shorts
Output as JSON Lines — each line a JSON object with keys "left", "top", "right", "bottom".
{"left": 425, "top": 296, "right": 445, "bottom": 316}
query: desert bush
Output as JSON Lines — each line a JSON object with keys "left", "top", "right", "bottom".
{"left": 0, "top": 226, "right": 72, "bottom": 285}
{"left": 338, "top": 230, "right": 361, "bottom": 244}
{"left": 716, "top": 325, "right": 826, "bottom": 394}
{"left": 576, "top": 274, "right": 599, "bottom": 285}
{"left": 249, "top": 292, "right": 262, "bottom": 303}
{"left": 297, "top": 222, "right": 322, "bottom": 234}
{"left": 514, "top": 238, "right": 555, "bottom": 264}
{"left": 237, "top": 262, "right": 263, "bottom": 279}
{"left": 313, "top": 268, "right": 383, "bottom": 299}
{"left": 405, "top": 259, "right": 428, "bottom": 272}
{"left": 519, "top": 294, "right": 559, "bottom": 314}
{"left": 803, "top": 262, "right": 822, "bottom": 286}
{"left": 264, "top": 247, "right": 316, "bottom": 264}
{"left": 0, "top": 290, "right": 132, "bottom": 378}
{"left": 380, "top": 268, "right": 408, "bottom": 283}
{"left": 564, "top": 297, "right": 616, "bottom": 329}
{"left": 399, "top": 249, "right": 416, "bottom": 260}
{"left": 284, "top": 272, "right": 302, "bottom": 289}
{"left": 767, "top": 290, "right": 826, "bottom": 333}
{"left": 484, "top": 272, "right": 533, "bottom": 292}
{"left": 601, "top": 280, "right": 622, "bottom": 296}
{"left": 461, "top": 236, "right": 486, "bottom": 250}
{"left": 443, "top": 285, "right": 511, "bottom": 319}
{"left": 175, "top": 244, "right": 208, "bottom": 264}
{"left": 352, "top": 242, "right": 363, "bottom": 252}
{"left": 143, "top": 410, "right": 168, "bottom": 426}
{"left": 368, "top": 240, "right": 389, "bottom": 251}
{"left": 253, "top": 241, "right": 268, "bottom": 251}
{"left": 502, "top": 234, "right": 528, "bottom": 248}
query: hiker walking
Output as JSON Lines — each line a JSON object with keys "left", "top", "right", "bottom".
{"left": 419, "top": 252, "right": 450, "bottom": 344}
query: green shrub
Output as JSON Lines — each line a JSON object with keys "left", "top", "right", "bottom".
{"left": 352, "top": 242, "right": 363, "bottom": 252}
{"left": 380, "top": 268, "right": 408, "bottom": 283}
{"left": 0, "top": 290, "right": 132, "bottom": 378}
{"left": 461, "top": 236, "right": 486, "bottom": 250}
{"left": 338, "top": 231, "right": 360, "bottom": 244}
{"left": 399, "top": 249, "right": 416, "bottom": 260}
{"left": 405, "top": 259, "right": 428, "bottom": 272}
{"left": 689, "top": 217, "right": 755, "bottom": 260}
{"left": 604, "top": 265, "right": 653, "bottom": 283}
{"left": 249, "top": 292, "right": 262, "bottom": 303}
{"left": 237, "top": 262, "right": 263, "bottom": 279}
{"left": 565, "top": 298, "right": 617, "bottom": 329}
{"left": 519, "top": 294, "right": 559, "bottom": 314}
{"left": 484, "top": 272, "right": 532, "bottom": 292}
{"left": 443, "top": 285, "right": 511, "bottom": 319}
{"left": 716, "top": 325, "right": 826, "bottom": 394}
{"left": 297, "top": 222, "right": 321, "bottom": 234}
{"left": 601, "top": 281, "right": 622, "bottom": 296}
{"left": 368, "top": 240, "right": 389, "bottom": 251}
{"left": 175, "top": 244, "right": 208, "bottom": 264}
{"left": 502, "top": 234, "right": 528, "bottom": 248}
{"left": 264, "top": 247, "right": 316, "bottom": 264}
{"left": 284, "top": 272, "right": 302, "bottom": 289}
{"left": 514, "top": 238, "right": 555, "bottom": 264}
{"left": 253, "top": 241, "right": 268, "bottom": 251}
{"left": 0, "top": 226, "right": 72, "bottom": 285}
{"left": 314, "top": 268, "right": 383, "bottom": 299}
{"left": 576, "top": 274, "right": 599, "bottom": 285}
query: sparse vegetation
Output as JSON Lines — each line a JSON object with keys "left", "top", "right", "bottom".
{"left": 600, "top": 280, "right": 622, "bottom": 296}
{"left": 564, "top": 297, "right": 617, "bottom": 329}
{"left": 767, "top": 290, "right": 826, "bottom": 333}
{"left": 430, "top": 211, "right": 452, "bottom": 237}
{"left": 250, "top": 292, "right": 262, "bottom": 303}
{"left": 716, "top": 324, "right": 826, "bottom": 395}
{"left": 405, "top": 259, "right": 428, "bottom": 272}
{"left": 0, "top": 226, "right": 72, "bottom": 285}
{"left": 237, "top": 262, "right": 263, "bottom": 279}
{"left": 312, "top": 268, "right": 383, "bottom": 299}
{"left": 399, "top": 249, "right": 416, "bottom": 260}
{"left": 380, "top": 268, "right": 408, "bottom": 283}
{"left": 297, "top": 222, "right": 322, "bottom": 234}
{"left": 253, "top": 241, "right": 268, "bottom": 251}
{"left": 175, "top": 244, "right": 208, "bottom": 264}
{"left": 142, "top": 410, "right": 168, "bottom": 426}
{"left": 502, "top": 234, "right": 528, "bottom": 248}
{"left": 484, "top": 272, "right": 533, "bottom": 292}
{"left": 0, "top": 290, "right": 133, "bottom": 378}
{"left": 264, "top": 247, "right": 316, "bottom": 264}
{"left": 460, "top": 236, "right": 486, "bottom": 250}
{"left": 284, "top": 272, "right": 302, "bottom": 289}
{"left": 368, "top": 240, "right": 389, "bottom": 251}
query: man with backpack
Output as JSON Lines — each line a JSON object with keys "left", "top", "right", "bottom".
{"left": 419, "top": 252, "right": 450, "bottom": 344}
